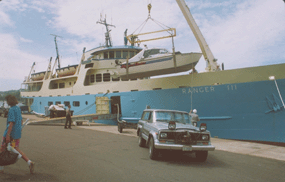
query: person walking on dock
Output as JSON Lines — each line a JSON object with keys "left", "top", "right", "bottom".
{"left": 189, "top": 109, "right": 200, "bottom": 127}
{"left": 0, "top": 95, "right": 35, "bottom": 174}
{"left": 64, "top": 105, "right": 72, "bottom": 129}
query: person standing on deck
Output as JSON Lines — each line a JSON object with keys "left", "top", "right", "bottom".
{"left": 0, "top": 95, "right": 35, "bottom": 174}
{"left": 64, "top": 105, "right": 72, "bottom": 129}
{"left": 189, "top": 109, "right": 200, "bottom": 127}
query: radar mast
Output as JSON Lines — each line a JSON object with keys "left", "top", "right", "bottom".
{"left": 97, "top": 14, "right": 116, "bottom": 47}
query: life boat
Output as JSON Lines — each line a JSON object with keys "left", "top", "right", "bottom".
{"left": 31, "top": 71, "right": 50, "bottom": 81}
{"left": 56, "top": 64, "right": 78, "bottom": 77}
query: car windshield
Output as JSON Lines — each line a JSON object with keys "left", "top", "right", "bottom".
{"left": 155, "top": 111, "right": 190, "bottom": 124}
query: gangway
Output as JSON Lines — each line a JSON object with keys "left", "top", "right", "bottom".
{"left": 27, "top": 113, "right": 118, "bottom": 126}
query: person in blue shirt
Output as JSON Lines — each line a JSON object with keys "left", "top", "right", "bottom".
{"left": 0, "top": 95, "right": 35, "bottom": 174}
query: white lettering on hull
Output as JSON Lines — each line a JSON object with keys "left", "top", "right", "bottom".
{"left": 182, "top": 84, "right": 237, "bottom": 94}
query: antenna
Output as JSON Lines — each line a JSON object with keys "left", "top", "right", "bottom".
{"left": 50, "top": 34, "right": 63, "bottom": 69}
{"left": 97, "top": 14, "right": 116, "bottom": 47}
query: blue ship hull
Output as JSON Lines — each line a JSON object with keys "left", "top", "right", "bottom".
{"left": 28, "top": 77, "right": 285, "bottom": 143}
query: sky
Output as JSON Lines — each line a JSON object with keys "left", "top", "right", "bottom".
{"left": 0, "top": 0, "right": 285, "bottom": 91}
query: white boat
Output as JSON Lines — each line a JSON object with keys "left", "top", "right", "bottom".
{"left": 117, "top": 48, "right": 201, "bottom": 79}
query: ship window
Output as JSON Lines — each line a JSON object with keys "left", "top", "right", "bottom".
{"left": 85, "top": 63, "right": 94, "bottom": 68}
{"left": 55, "top": 101, "right": 61, "bottom": 105}
{"left": 103, "top": 73, "right": 110, "bottom": 82}
{"left": 104, "top": 52, "right": 108, "bottom": 59}
{"left": 48, "top": 102, "right": 53, "bottom": 106}
{"left": 115, "top": 51, "right": 121, "bottom": 58}
{"left": 90, "top": 74, "right": 95, "bottom": 83}
{"left": 130, "top": 51, "right": 134, "bottom": 58}
{"left": 112, "top": 77, "right": 120, "bottom": 81}
{"left": 64, "top": 101, "right": 70, "bottom": 106}
{"left": 109, "top": 51, "right": 114, "bottom": 59}
{"left": 123, "top": 51, "right": 128, "bottom": 59}
{"left": 59, "top": 83, "right": 65, "bottom": 88}
{"left": 69, "top": 82, "right": 72, "bottom": 86}
{"left": 52, "top": 83, "right": 58, "bottom": 89}
{"left": 73, "top": 101, "right": 80, "bottom": 107}
{"left": 96, "top": 74, "right": 102, "bottom": 82}
{"left": 86, "top": 101, "right": 88, "bottom": 105}
{"left": 121, "top": 78, "right": 129, "bottom": 81}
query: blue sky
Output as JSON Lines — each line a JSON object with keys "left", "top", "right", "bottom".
{"left": 0, "top": 0, "right": 285, "bottom": 91}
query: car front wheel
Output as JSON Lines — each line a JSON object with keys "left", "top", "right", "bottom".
{"left": 149, "top": 137, "right": 159, "bottom": 160}
{"left": 138, "top": 131, "right": 146, "bottom": 147}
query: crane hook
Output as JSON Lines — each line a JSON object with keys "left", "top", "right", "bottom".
{"left": 148, "top": 3, "right": 152, "bottom": 17}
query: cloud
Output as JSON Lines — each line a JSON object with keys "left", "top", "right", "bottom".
{"left": 0, "top": 33, "right": 46, "bottom": 81}
{"left": 20, "top": 37, "right": 33, "bottom": 43}
{"left": 190, "top": 0, "right": 285, "bottom": 71}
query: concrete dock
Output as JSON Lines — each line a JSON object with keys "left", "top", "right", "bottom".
{"left": 22, "top": 114, "right": 285, "bottom": 162}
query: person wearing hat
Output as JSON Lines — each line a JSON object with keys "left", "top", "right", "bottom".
{"left": 189, "top": 109, "right": 200, "bottom": 126}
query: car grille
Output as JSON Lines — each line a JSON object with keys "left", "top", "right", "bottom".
{"left": 164, "top": 131, "right": 204, "bottom": 145}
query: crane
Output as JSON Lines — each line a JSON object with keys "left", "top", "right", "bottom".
{"left": 176, "top": 0, "right": 220, "bottom": 72}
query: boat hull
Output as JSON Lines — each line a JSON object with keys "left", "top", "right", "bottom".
{"left": 118, "top": 52, "right": 202, "bottom": 79}
{"left": 22, "top": 63, "right": 285, "bottom": 143}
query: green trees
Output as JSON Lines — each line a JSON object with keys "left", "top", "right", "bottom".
{"left": 0, "top": 90, "right": 22, "bottom": 102}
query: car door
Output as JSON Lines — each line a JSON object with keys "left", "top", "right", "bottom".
{"left": 143, "top": 111, "right": 153, "bottom": 138}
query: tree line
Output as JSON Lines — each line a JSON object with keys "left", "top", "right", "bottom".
{"left": 0, "top": 90, "right": 23, "bottom": 102}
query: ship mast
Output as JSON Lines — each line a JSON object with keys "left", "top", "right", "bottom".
{"left": 97, "top": 14, "right": 116, "bottom": 47}
{"left": 50, "top": 34, "right": 62, "bottom": 69}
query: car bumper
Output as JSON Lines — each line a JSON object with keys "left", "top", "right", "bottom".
{"left": 155, "top": 143, "right": 215, "bottom": 151}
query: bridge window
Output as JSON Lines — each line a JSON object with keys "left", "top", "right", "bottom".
{"left": 52, "top": 83, "right": 58, "bottom": 89}
{"left": 85, "top": 63, "right": 93, "bottom": 68}
{"left": 112, "top": 77, "right": 120, "bottom": 81}
{"left": 109, "top": 51, "right": 114, "bottom": 59}
{"left": 115, "top": 51, "right": 121, "bottom": 58}
{"left": 96, "top": 74, "right": 102, "bottom": 82}
{"left": 104, "top": 52, "right": 108, "bottom": 59}
{"left": 130, "top": 51, "right": 134, "bottom": 58}
{"left": 59, "top": 83, "right": 65, "bottom": 88}
{"left": 90, "top": 74, "right": 95, "bottom": 83}
{"left": 103, "top": 73, "right": 110, "bottom": 82}
{"left": 123, "top": 51, "right": 128, "bottom": 59}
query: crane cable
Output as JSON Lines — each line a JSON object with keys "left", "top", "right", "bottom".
{"left": 131, "top": 3, "right": 174, "bottom": 36}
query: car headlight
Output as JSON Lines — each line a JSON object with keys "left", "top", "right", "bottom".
{"left": 160, "top": 133, "right": 167, "bottom": 138}
{"left": 202, "top": 134, "right": 209, "bottom": 140}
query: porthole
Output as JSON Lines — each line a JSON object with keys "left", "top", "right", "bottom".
{"left": 86, "top": 101, "right": 88, "bottom": 105}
